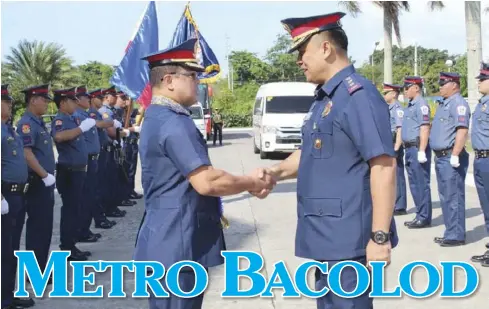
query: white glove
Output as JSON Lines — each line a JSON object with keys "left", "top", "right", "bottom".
{"left": 417, "top": 151, "right": 427, "bottom": 164}
{"left": 122, "top": 129, "right": 130, "bottom": 136}
{"left": 450, "top": 155, "right": 460, "bottom": 168}
{"left": 113, "top": 140, "right": 119, "bottom": 146}
{"left": 79, "top": 118, "right": 96, "bottom": 133}
{"left": 133, "top": 126, "right": 141, "bottom": 133}
{"left": 1, "top": 199, "right": 9, "bottom": 215}
{"left": 42, "top": 173, "right": 56, "bottom": 187}
{"left": 120, "top": 140, "right": 125, "bottom": 148}
{"left": 113, "top": 120, "right": 122, "bottom": 128}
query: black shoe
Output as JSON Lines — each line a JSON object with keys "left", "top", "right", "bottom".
{"left": 73, "top": 246, "right": 91, "bottom": 257}
{"left": 106, "top": 209, "right": 126, "bottom": 217}
{"left": 12, "top": 297, "right": 35, "bottom": 308}
{"left": 90, "top": 231, "right": 102, "bottom": 239}
{"left": 434, "top": 237, "right": 444, "bottom": 244}
{"left": 129, "top": 192, "right": 143, "bottom": 199}
{"left": 119, "top": 199, "right": 135, "bottom": 207}
{"left": 95, "top": 220, "right": 113, "bottom": 229}
{"left": 77, "top": 234, "right": 98, "bottom": 243}
{"left": 406, "top": 219, "right": 431, "bottom": 229}
{"left": 439, "top": 239, "right": 465, "bottom": 247}
{"left": 471, "top": 250, "right": 489, "bottom": 262}
{"left": 404, "top": 218, "right": 416, "bottom": 226}
{"left": 3, "top": 304, "right": 26, "bottom": 309}
{"left": 482, "top": 258, "right": 489, "bottom": 267}
{"left": 394, "top": 209, "right": 407, "bottom": 216}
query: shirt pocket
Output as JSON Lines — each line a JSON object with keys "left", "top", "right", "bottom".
{"left": 311, "top": 118, "right": 334, "bottom": 159}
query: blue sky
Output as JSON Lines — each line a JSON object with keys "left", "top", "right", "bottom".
{"left": 2, "top": 0, "right": 489, "bottom": 78}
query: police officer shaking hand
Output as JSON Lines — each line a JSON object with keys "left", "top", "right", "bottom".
{"left": 134, "top": 38, "right": 275, "bottom": 309}
{"left": 251, "top": 12, "right": 398, "bottom": 309}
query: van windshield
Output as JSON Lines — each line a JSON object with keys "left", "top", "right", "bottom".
{"left": 189, "top": 106, "right": 203, "bottom": 119}
{"left": 265, "top": 96, "right": 314, "bottom": 113}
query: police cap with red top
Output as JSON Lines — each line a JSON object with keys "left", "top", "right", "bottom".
{"left": 281, "top": 12, "right": 346, "bottom": 53}
{"left": 403, "top": 76, "right": 423, "bottom": 88}
{"left": 53, "top": 87, "right": 78, "bottom": 101}
{"left": 141, "top": 38, "right": 205, "bottom": 72}
{"left": 21, "top": 84, "right": 53, "bottom": 102}
{"left": 438, "top": 72, "right": 460, "bottom": 85}
{"left": 476, "top": 62, "right": 489, "bottom": 80}
{"left": 1, "top": 84, "right": 13, "bottom": 101}
{"left": 382, "top": 83, "right": 403, "bottom": 93}
{"left": 88, "top": 89, "right": 104, "bottom": 99}
{"left": 75, "top": 85, "right": 90, "bottom": 98}
{"left": 103, "top": 86, "right": 117, "bottom": 96}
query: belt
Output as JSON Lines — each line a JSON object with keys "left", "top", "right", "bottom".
{"left": 56, "top": 164, "right": 87, "bottom": 172}
{"left": 434, "top": 148, "right": 452, "bottom": 158}
{"left": 403, "top": 140, "right": 418, "bottom": 148}
{"left": 475, "top": 150, "right": 489, "bottom": 159}
{"left": 1, "top": 181, "right": 29, "bottom": 194}
{"left": 88, "top": 153, "right": 99, "bottom": 160}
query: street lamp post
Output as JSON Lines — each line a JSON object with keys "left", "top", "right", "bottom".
{"left": 372, "top": 41, "right": 380, "bottom": 83}
{"left": 445, "top": 59, "right": 454, "bottom": 72}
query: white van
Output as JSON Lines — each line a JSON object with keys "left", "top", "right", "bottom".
{"left": 252, "top": 82, "right": 317, "bottom": 159}
{"left": 189, "top": 102, "right": 206, "bottom": 139}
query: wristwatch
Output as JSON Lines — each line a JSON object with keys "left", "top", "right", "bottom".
{"left": 371, "top": 231, "right": 391, "bottom": 244}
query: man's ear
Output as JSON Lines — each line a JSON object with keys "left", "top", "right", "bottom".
{"left": 321, "top": 40, "right": 333, "bottom": 61}
{"left": 163, "top": 74, "right": 174, "bottom": 91}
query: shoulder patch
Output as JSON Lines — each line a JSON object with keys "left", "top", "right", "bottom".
{"left": 102, "top": 113, "right": 109, "bottom": 119}
{"left": 89, "top": 112, "right": 97, "bottom": 119}
{"left": 22, "top": 124, "right": 30, "bottom": 134}
{"left": 55, "top": 119, "right": 63, "bottom": 126}
{"left": 457, "top": 105, "right": 466, "bottom": 115}
{"left": 397, "top": 110, "right": 404, "bottom": 118}
{"left": 420, "top": 106, "right": 429, "bottom": 115}
{"left": 344, "top": 76, "right": 363, "bottom": 95}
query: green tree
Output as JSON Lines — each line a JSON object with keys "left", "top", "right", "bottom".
{"left": 76, "top": 61, "right": 115, "bottom": 89}
{"left": 264, "top": 34, "right": 304, "bottom": 81}
{"left": 229, "top": 51, "right": 272, "bottom": 83}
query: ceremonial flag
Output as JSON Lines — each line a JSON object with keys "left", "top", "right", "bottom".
{"left": 110, "top": 1, "right": 159, "bottom": 109}
{"left": 169, "top": 3, "right": 220, "bottom": 83}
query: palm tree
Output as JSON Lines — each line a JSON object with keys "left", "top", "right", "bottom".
{"left": 339, "top": 1, "right": 444, "bottom": 84}
{"left": 465, "top": 1, "right": 482, "bottom": 106}
{"left": 3, "top": 40, "right": 78, "bottom": 90}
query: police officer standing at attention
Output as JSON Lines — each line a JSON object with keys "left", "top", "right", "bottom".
{"left": 15, "top": 84, "right": 56, "bottom": 287}
{"left": 1, "top": 84, "right": 32, "bottom": 309}
{"left": 134, "top": 38, "right": 275, "bottom": 309}
{"left": 430, "top": 72, "right": 471, "bottom": 247}
{"left": 383, "top": 83, "right": 407, "bottom": 215}
{"left": 252, "top": 13, "right": 398, "bottom": 309}
{"left": 401, "top": 76, "right": 433, "bottom": 229}
{"left": 212, "top": 108, "right": 223, "bottom": 146}
{"left": 51, "top": 88, "right": 96, "bottom": 261}
{"left": 88, "top": 88, "right": 117, "bottom": 229}
{"left": 470, "top": 62, "right": 489, "bottom": 265}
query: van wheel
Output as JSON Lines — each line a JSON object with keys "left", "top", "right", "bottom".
{"left": 253, "top": 139, "right": 260, "bottom": 154}
{"left": 260, "top": 150, "right": 268, "bottom": 159}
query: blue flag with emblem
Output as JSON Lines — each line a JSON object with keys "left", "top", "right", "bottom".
{"left": 168, "top": 2, "right": 220, "bottom": 83}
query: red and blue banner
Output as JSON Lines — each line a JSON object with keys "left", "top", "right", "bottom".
{"left": 110, "top": 1, "right": 159, "bottom": 109}
{"left": 168, "top": 3, "right": 220, "bottom": 83}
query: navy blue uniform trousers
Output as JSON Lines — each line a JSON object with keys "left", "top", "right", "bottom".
{"left": 56, "top": 165, "right": 86, "bottom": 250}
{"left": 474, "top": 157, "right": 489, "bottom": 234}
{"left": 395, "top": 147, "right": 407, "bottom": 211}
{"left": 22, "top": 174, "right": 55, "bottom": 272}
{"left": 106, "top": 149, "right": 120, "bottom": 212}
{"left": 1, "top": 192, "right": 25, "bottom": 308}
{"left": 435, "top": 151, "right": 469, "bottom": 241}
{"left": 315, "top": 256, "right": 372, "bottom": 309}
{"left": 80, "top": 156, "right": 100, "bottom": 237}
{"left": 405, "top": 146, "right": 432, "bottom": 223}
{"left": 148, "top": 267, "right": 207, "bottom": 309}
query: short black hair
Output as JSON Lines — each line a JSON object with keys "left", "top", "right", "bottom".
{"left": 326, "top": 28, "right": 348, "bottom": 52}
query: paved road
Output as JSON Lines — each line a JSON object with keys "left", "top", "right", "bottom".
{"left": 19, "top": 129, "right": 487, "bottom": 309}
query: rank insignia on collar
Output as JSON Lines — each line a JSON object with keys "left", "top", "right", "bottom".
{"left": 322, "top": 101, "right": 333, "bottom": 118}
{"left": 22, "top": 124, "right": 30, "bottom": 134}
{"left": 314, "top": 138, "right": 322, "bottom": 149}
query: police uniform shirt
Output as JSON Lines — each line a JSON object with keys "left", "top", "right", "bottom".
{"left": 73, "top": 108, "right": 100, "bottom": 155}
{"left": 88, "top": 107, "right": 109, "bottom": 147}
{"left": 471, "top": 95, "right": 489, "bottom": 150}
{"left": 1, "top": 122, "right": 29, "bottom": 183}
{"left": 134, "top": 96, "right": 225, "bottom": 269}
{"left": 389, "top": 101, "right": 403, "bottom": 133}
{"left": 16, "top": 111, "right": 56, "bottom": 175}
{"left": 430, "top": 93, "right": 471, "bottom": 151}
{"left": 99, "top": 104, "right": 114, "bottom": 141}
{"left": 296, "top": 64, "right": 398, "bottom": 261}
{"left": 51, "top": 112, "right": 88, "bottom": 166}
{"left": 401, "top": 95, "right": 431, "bottom": 142}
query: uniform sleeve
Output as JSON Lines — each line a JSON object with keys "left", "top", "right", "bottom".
{"left": 395, "top": 107, "right": 404, "bottom": 128}
{"left": 345, "top": 91, "right": 396, "bottom": 161}
{"left": 450, "top": 100, "right": 470, "bottom": 128}
{"left": 416, "top": 103, "right": 431, "bottom": 125}
{"left": 101, "top": 109, "right": 113, "bottom": 121}
{"left": 51, "top": 118, "right": 68, "bottom": 136}
{"left": 163, "top": 117, "right": 211, "bottom": 177}
{"left": 16, "top": 121, "right": 36, "bottom": 147}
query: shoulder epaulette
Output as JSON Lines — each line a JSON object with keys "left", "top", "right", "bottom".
{"left": 344, "top": 75, "right": 363, "bottom": 95}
